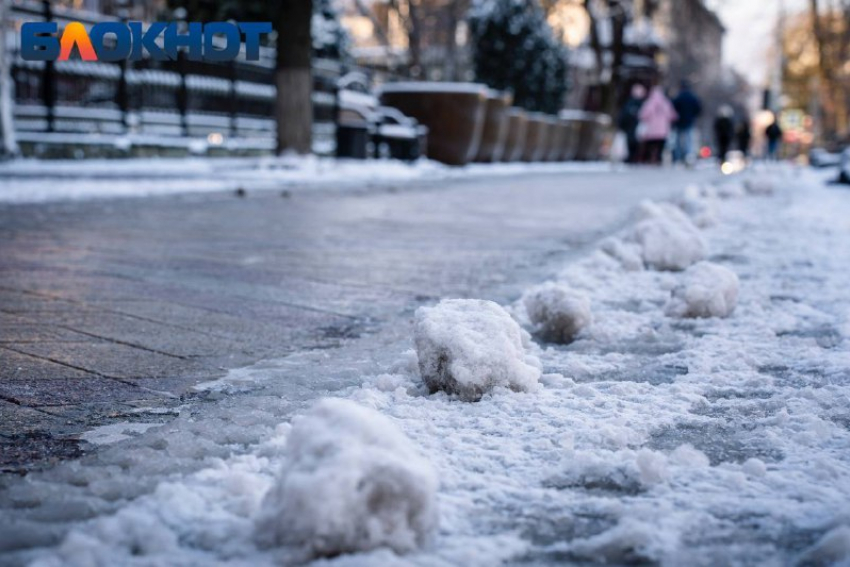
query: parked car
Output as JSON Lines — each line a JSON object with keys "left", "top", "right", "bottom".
{"left": 809, "top": 147, "right": 842, "bottom": 168}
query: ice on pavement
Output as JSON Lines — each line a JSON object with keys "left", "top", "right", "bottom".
{"left": 522, "top": 282, "right": 593, "bottom": 344}
{"left": 664, "top": 261, "right": 739, "bottom": 319}
{"left": 4, "top": 166, "right": 850, "bottom": 566}
{"left": 78, "top": 422, "right": 161, "bottom": 446}
{"left": 413, "top": 299, "right": 541, "bottom": 401}
{"left": 255, "top": 398, "right": 438, "bottom": 560}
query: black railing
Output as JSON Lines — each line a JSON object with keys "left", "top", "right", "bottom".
{"left": 6, "top": 0, "right": 364, "bottom": 155}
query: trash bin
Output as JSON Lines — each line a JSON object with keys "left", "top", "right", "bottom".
{"left": 379, "top": 82, "right": 488, "bottom": 166}
{"left": 474, "top": 90, "right": 512, "bottom": 163}
{"left": 373, "top": 124, "right": 426, "bottom": 162}
{"left": 336, "top": 122, "right": 370, "bottom": 159}
{"left": 522, "top": 113, "right": 550, "bottom": 162}
{"left": 501, "top": 108, "right": 528, "bottom": 162}
{"left": 371, "top": 106, "right": 428, "bottom": 162}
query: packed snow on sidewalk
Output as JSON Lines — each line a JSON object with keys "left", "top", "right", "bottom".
{"left": 4, "top": 165, "right": 850, "bottom": 566}
{"left": 0, "top": 155, "right": 612, "bottom": 204}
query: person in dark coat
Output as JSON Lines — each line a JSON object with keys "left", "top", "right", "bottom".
{"left": 672, "top": 80, "right": 703, "bottom": 164}
{"left": 617, "top": 84, "right": 647, "bottom": 164}
{"left": 766, "top": 119, "right": 783, "bottom": 160}
{"left": 714, "top": 105, "right": 735, "bottom": 164}
{"left": 736, "top": 114, "right": 752, "bottom": 159}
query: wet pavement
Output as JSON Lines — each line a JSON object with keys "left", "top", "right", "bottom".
{"left": 0, "top": 167, "right": 715, "bottom": 473}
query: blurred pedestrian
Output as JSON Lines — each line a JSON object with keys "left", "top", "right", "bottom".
{"left": 765, "top": 118, "right": 783, "bottom": 160}
{"left": 638, "top": 86, "right": 678, "bottom": 165}
{"left": 736, "top": 114, "right": 752, "bottom": 159}
{"left": 713, "top": 105, "right": 735, "bottom": 164}
{"left": 617, "top": 84, "right": 647, "bottom": 164}
{"left": 672, "top": 80, "right": 702, "bottom": 165}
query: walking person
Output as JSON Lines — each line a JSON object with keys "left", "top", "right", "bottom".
{"left": 617, "top": 84, "right": 647, "bottom": 164}
{"left": 672, "top": 80, "right": 702, "bottom": 165}
{"left": 638, "top": 86, "right": 677, "bottom": 166}
{"left": 765, "top": 118, "right": 783, "bottom": 160}
{"left": 713, "top": 105, "right": 735, "bottom": 165}
{"left": 736, "top": 114, "right": 752, "bottom": 160}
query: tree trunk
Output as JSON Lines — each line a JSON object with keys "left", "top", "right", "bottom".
{"left": 607, "top": 6, "right": 627, "bottom": 118}
{"left": 0, "top": 0, "right": 18, "bottom": 158}
{"left": 583, "top": 0, "right": 626, "bottom": 117}
{"left": 405, "top": 0, "right": 423, "bottom": 78}
{"left": 583, "top": 0, "right": 605, "bottom": 82}
{"left": 809, "top": 0, "right": 838, "bottom": 140}
{"left": 442, "top": 2, "right": 461, "bottom": 81}
{"left": 276, "top": 0, "right": 313, "bottom": 155}
{"left": 839, "top": 0, "right": 850, "bottom": 136}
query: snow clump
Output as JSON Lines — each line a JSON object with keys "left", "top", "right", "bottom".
{"left": 629, "top": 201, "right": 707, "bottom": 271}
{"left": 743, "top": 175, "right": 776, "bottom": 196}
{"left": 523, "top": 282, "right": 592, "bottom": 344}
{"left": 741, "top": 457, "right": 767, "bottom": 477}
{"left": 715, "top": 180, "right": 747, "bottom": 199}
{"left": 414, "top": 299, "right": 541, "bottom": 401}
{"left": 664, "top": 261, "right": 739, "bottom": 319}
{"left": 254, "top": 398, "right": 438, "bottom": 558}
{"left": 568, "top": 516, "right": 667, "bottom": 564}
{"left": 636, "top": 200, "right": 694, "bottom": 226}
{"left": 600, "top": 237, "right": 645, "bottom": 271}
{"left": 677, "top": 185, "right": 718, "bottom": 228}
{"left": 796, "top": 526, "right": 850, "bottom": 566}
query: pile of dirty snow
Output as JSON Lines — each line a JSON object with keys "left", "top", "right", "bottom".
{"left": 414, "top": 299, "right": 541, "bottom": 401}
{"left": 629, "top": 201, "right": 707, "bottom": 271}
{"left": 664, "top": 261, "right": 739, "bottom": 319}
{"left": 255, "top": 398, "right": 438, "bottom": 559}
{"left": 523, "top": 283, "right": 593, "bottom": 344}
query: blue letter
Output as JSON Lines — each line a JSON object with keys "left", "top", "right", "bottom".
{"left": 203, "top": 22, "right": 240, "bottom": 62}
{"left": 164, "top": 22, "right": 203, "bottom": 61}
{"left": 90, "top": 22, "right": 131, "bottom": 62}
{"left": 132, "top": 22, "right": 167, "bottom": 61}
{"left": 239, "top": 22, "right": 272, "bottom": 61}
{"left": 21, "top": 22, "right": 59, "bottom": 61}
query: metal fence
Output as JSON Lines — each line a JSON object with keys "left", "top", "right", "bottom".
{"left": 6, "top": 0, "right": 352, "bottom": 156}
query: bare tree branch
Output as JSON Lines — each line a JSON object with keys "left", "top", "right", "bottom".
{"left": 353, "top": 0, "right": 391, "bottom": 48}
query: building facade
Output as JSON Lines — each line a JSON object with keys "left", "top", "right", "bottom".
{"left": 654, "top": 0, "right": 724, "bottom": 93}
{"left": 340, "top": 0, "right": 473, "bottom": 82}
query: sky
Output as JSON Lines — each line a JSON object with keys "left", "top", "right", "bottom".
{"left": 712, "top": 0, "right": 808, "bottom": 87}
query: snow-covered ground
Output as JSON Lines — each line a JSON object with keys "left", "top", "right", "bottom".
{"left": 3, "top": 164, "right": 850, "bottom": 566}
{"left": 0, "top": 156, "right": 614, "bottom": 204}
